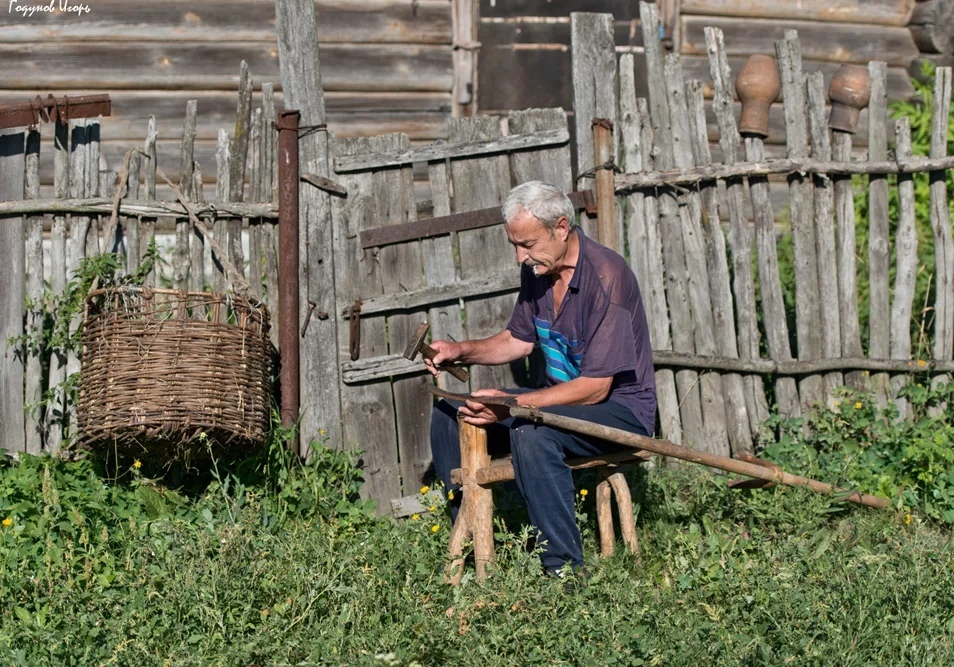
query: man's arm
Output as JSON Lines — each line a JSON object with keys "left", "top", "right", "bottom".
{"left": 515, "top": 375, "right": 613, "bottom": 408}
{"left": 428, "top": 329, "right": 533, "bottom": 370}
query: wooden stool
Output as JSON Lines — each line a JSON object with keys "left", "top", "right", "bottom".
{"left": 445, "top": 417, "right": 649, "bottom": 584}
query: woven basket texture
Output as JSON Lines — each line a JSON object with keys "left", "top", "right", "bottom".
{"left": 76, "top": 287, "right": 272, "bottom": 462}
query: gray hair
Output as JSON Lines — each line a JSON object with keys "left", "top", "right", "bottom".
{"left": 501, "top": 181, "right": 576, "bottom": 231}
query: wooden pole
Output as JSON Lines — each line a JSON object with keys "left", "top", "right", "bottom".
{"left": 592, "top": 119, "right": 617, "bottom": 251}
{"left": 510, "top": 407, "right": 891, "bottom": 510}
{"left": 0, "top": 129, "right": 25, "bottom": 454}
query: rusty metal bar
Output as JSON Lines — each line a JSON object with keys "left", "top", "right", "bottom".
{"left": 0, "top": 94, "right": 111, "bottom": 130}
{"left": 277, "top": 109, "right": 301, "bottom": 455}
{"left": 361, "top": 189, "right": 596, "bottom": 249}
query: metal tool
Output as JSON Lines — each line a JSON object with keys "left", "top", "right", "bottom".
{"left": 403, "top": 322, "right": 470, "bottom": 382}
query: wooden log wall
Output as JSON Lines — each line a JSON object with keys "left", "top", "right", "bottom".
{"left": 0, "top": 92, "right": 279, "bottom": 456}
{"left": 0, "top": 0, "right": 454, "bottom": 196}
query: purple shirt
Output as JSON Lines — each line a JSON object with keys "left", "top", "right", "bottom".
{"left": 507, "top": 228, "right": 657, "bottom": 434}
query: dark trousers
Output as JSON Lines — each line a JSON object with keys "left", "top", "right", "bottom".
{"left": 429, "top": 389, "right": 650, "bottom": 572}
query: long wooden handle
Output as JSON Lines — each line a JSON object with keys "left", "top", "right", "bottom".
{"left": 509, "top": 407, "right": 890, "bottom": 510}
{"left": 420, "top": 344, "right": 470, "bottom": 382}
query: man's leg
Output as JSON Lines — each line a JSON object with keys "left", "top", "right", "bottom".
{"left": 509, "top": 400, "right": 650, "bottom": 573}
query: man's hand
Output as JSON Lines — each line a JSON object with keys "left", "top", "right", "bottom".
{"left": 459, "top": 388, "right": 512, "bottom": 426}
{"left": 423, "top": 340, "right": 461, "bottom": 377}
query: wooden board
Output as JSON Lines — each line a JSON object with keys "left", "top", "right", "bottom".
{"left": 0, "top": 0, "right": 452, "bottom": 43}
{"left": 0, "top": 43, "right": 453, "bottom": 92}
{"left": 681, "top": 17, "right": 919, "bottom": 68}
{"left": 681, "top": 55, "right": 915, "bottom": 102}
{"left": 680, "top": 0, "right": 915, "bottom": 26}
{"left": 0, "top": 130, "right": 25, "bottom": 454}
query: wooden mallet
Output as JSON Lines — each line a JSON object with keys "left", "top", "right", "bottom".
{"left": 403, "top": 322, "right": 470, "bottom": 382}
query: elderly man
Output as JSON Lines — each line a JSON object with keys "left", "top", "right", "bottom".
{"left": 426, "top": 180, "right": 656, "bottom": 576}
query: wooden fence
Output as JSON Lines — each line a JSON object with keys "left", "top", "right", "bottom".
{"left": 3, "top": 2, "right": 954, "bottom": 513}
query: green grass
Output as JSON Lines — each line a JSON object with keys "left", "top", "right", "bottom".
{"left": 1, "top": 437, "right": 952, "bottom": 666}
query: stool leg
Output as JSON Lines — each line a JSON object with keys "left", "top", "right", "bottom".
{"left": 445, "top": 419, "right": 494, "bottom": 584}
{"left": 596, "top": 471, "right": 615, "bottom": 557}
{"left": 607, "top": 471, "right": 641, "bottom": 562}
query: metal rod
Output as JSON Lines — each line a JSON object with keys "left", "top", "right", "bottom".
{"left": 509, "top": 407, "right": 890, "bottom": 510}
{"left": 0, "top": 93, "right": 111, "bottom": 129}
{"left": 278, "top": 110, "right": 301, "bottom": 455}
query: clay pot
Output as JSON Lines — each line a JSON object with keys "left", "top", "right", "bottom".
{"left": 735, "top": 54, "right": 781, "bottom": 138}
{"left": 828, "top": 64, "right": 871, "bottom": 134}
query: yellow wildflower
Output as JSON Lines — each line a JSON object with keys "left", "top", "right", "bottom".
{"left": 411, "top": 514, "right": 420, "bottom": 521}
{"left": 917, "top": 359, "right": 927, "bottom": 367}
{"left": 428, "top": 506, "right": 436, "bottom": 512}
{"left": 431, "top": 525, "right": 440, "bottom": 533}
{"left": 579, "top": 489, "right": 588, "bottom": 497}
{"left": 420, "top": 485, "right": 430, "bottom": 495}
{"left": 447, "top": 491, "right": 454, "bottom": 500}
{"left": 133, "top": 460, "right": 142, "bottom": 469}
{"left": 2, "top": 517, "right": 12, "bottom": 528}
{"left": 854, "top": 402, "right": 863, "bottom": 409}
{"left": 904, "top": 513, "right": 912, "bottom": 525}
{"left": 319, "top": 429, "right": 327, "bottom": 437}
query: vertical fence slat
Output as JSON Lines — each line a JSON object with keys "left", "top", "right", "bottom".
{"left": 867, "top": 62, "right": 892, "bottom": 405}
{"left": 687, "top": 79, "right": 752, "bottom": 455}
{"left": 47, "top": 119, "right": 69, "bottom": 454}
{"left": 212, "top": 128, "right": 230, "bottom": 297}
{"left": 24, "top": 129, "right": 42, "bottom": 455}
{"left": 831, "top": 111, "right": 865, "bottom": 387}
{"left": 248, "top": 108, "right": 263, "bottom": 300}
{"left": 891, "top": 117, "right": 918, "bottom": 419}
{"left": 806, "top": 72, "right": 844, "bottom": 401}
{"left": 744, "top": 134, "right": 800, "bottom": 419}
{"left": 930, "top": 67, "right": 954, "bottom": 398}
{"left": 260, "top": 83, "right": 280, "bottom": 350}
{"left": 376, "top": 134, "right": 432, "bottom": 497}
{"left": 704, "top": 26, "right": 770, "bottom": 434}
{"left": 620, "top": 61, "right": 682, "bottom": 442}
{"left": 141, "top": 117, "right": 158, "bottom": 288}
{"left": 124, "top": 148, "right": 141, "bottom": 273}
{"left": 508, "top": 107, "right": 574, "bottom": 390}
{"left": 424, "top": 156, "right": 468, "bottom": 392}
{"left": 570, "top": 11, "right": 618, "bottom": 244}
{"left": 229, "top": 61, "right": 253, "bottom": 281}
{"left": 65, "top": 119, "right": 91, "bottom": 440}
{"left": 331, "top": 135, "right": 401, "bottom": 508}
{"left": 176, "top": 101, "right": 198, "bottom": 292}
{"left": 641, "top": 1, "right": 705, "bottom": 447}
{"left": 0, "top": 129, "right": 25, "bottom": 453}
{"left": 776, "top": 32, "right": 823, "bottom": 411}
{"left": 450, "top": 116, "right": 518, "bottom": 391}
{"left": 86, "top": 123, "right": 102, "bottom": 258}
{"left": 666, "top": 55, "right": 731, "bottom": 457}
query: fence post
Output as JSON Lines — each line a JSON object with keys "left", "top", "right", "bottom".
{"left": 0, "top": 129, "right": 25, "bottom": 453}
{"left": 277, "top": 110, "right": 301, "bottom": 456}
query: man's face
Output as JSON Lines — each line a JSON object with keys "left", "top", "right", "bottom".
{"left": 504, "top": 208, "right": 570, "bottom": 277}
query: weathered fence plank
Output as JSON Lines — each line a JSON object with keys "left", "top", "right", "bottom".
{"left": 665, "top": 55, "right": 731, "bottom": 458}
{"left": 571, "top": 11, "right": 617, "bottom": 244}
{"left": 641, "top": 0, "right": 705, "bottom": 447}
{"left": 704, "top": 26, "right": 770, "bottom": 435}
{"left": 891, "top": 117, "right": 918, "bottom": 419}
{"left": 228, "top": 62, "right": 252, "bottom": 281}
{"left": 0, "top": 129, "right": 25, "bottom": 454}
{"left": 47, "top": 119, "right": 70, "bottom": 455}
{"left": 212, "top": 129, "right": 230, "bottom": 297}
{"left": 744, "top": 133, "right": 800, "bottom": 419}
{"left": 930, "top": 67, "right": 954, "bottom": 401}
{"left": 331, "top": 135, "right": 401, "bottom": 508}
{"left": 620, "top": 62, "right": 682, "bottom": 443}
{"left": 806, "top": 72, "right": 844, "bottom": 400}
{"left": 777, "top": 33, "right": 823, "bottom": 412}
{"left": 24, "top": 129, "right": 42, "bottom": 455}
{"left": 260, "top": 84, "right": 280, "bottom": 350}
{"left": 175, "top": 100, "right": 197, "bottom": 291}
{"left": 687, "top": 79, "right": 752, "bottom": 455}
{"left": 375, "top": 134, "right": 433, "bottom": 495}
{"left": 141, "top": 117, "right": 158, "bottom": 288}
{"left": 124, "top": 146, "right": 141, "bottom": 273}
{"left": 450, "top": 116, "right": 518, "bottom": 391}
{"left": 423, "top": 157, "right": 468, "bottom": 392}
{"left": 247, "top": 108, "right": 264, "bottom": 300}
{"left": 867, "top": 62, "right": 892, "bottom": 406}
{"left": 831, "top": 111, "right": 865, "bottom": 388}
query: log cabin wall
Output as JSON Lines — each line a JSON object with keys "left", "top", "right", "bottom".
{"left": 0, "top": 0, "right": 456, "bottom": 197}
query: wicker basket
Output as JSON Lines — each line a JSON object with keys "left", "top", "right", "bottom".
{"left": 76, "top": 286, "right": 272, "bottom": 463}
